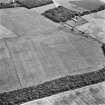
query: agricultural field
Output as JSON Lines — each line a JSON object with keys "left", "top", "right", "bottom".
{"left": 0, "top": 7, "right": 105, "bottom": 94}
{"left": 42, "top": 6, "right": 79, "bottom": 23}
{"left": 3, "top": 29, "right": 105, "bottom": 89}
{"left": 69, "top": 0, "right": 104, "bottom": 10}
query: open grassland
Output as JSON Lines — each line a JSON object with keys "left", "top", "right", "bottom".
{"left": 1, "top": 8, "right": 58, "bottom": 37}
{"left": 0, "top": 27, "right": 104, "bottom": 93}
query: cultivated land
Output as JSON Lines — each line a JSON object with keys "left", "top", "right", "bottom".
{"left": 0, "top": 0, "right": 105, "bottom": 105}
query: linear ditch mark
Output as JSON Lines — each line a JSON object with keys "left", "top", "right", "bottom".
{"left": 0, "top": 66, "right": 105, "bottom": 105}
{"left": 4, "top": 39, "right": 23, "bottom": 89}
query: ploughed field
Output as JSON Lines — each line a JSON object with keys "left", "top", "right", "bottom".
{"left": 0, "top": 7, "right": 105, "bottom": 95}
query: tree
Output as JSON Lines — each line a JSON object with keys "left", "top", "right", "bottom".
{"left": 101, "top": 44, "right": 105, "bottom": 56}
